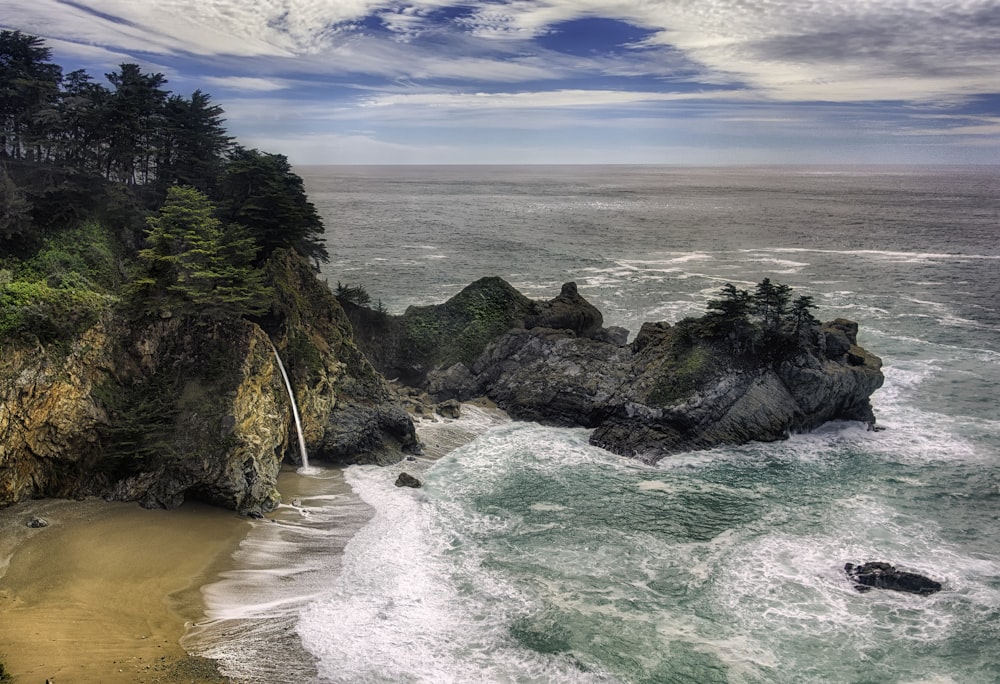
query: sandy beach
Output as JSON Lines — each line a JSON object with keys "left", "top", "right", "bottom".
{"left": 0, "top": 496, "right": 250, "bottom": 683}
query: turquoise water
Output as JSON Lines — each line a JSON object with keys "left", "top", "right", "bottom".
{"left": 193, "top": 166, "right": 1000, "bottom": 683}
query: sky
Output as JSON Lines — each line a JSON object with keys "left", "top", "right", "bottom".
{"left": 3, "top": 0, "right": 1000, "bottom": 165}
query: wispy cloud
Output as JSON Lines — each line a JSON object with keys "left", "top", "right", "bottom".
{"left": 203, "top": 76, "right": 292, "bottom": 92}
{"left": 4, "top": 0, "right": 998, "bottom": 164}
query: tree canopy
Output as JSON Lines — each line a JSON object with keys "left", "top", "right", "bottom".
{"left": 0, "top": 29, "right": 328, "bottom": 267}
{"left": 218, "top": 146, "right": 329, "bottom": 265}
{"left": 701, "top": 278, "right": 819, "bottom": 354}
{"left": 133, "top": 185, "right": 271, "bottom": 321}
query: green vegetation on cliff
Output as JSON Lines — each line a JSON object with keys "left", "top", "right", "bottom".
{"left": 0, "top": 30, "right": 328, "bottom": 345}
{"left": 0, "top": 31, "right": 418, "bottom": 510}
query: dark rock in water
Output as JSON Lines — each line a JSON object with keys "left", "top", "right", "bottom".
{"left": 27, "top": 517, "right": 49, "bottom": 528}
{"left": 845, "top": 561, "right": 942, "bottom": 595}
{"left": 395, "top": 472, "right": 422, "bottom": 488}
{"left": 345, "top": 277, "right": 884, "bottom": 461}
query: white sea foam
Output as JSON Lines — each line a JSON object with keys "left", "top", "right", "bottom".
{"left": 297, "top": 460, "right": 614, "bottom": 683}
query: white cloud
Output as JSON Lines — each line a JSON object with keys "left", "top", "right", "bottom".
{"left": 361, "top": 88, "right": 753, "bottom": 110}
{"left": 203, "top": 76, "right": 291, "bottom": 92}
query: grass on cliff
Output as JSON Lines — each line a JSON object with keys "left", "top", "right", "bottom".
{"left": 645, "top": 323, "right": 721, "bottom": 406}
{"left": 400, "top": 277, "right": 537, "bottom": 368}
{"left": 0, "top": 220, "right": 122, "bottom": 345}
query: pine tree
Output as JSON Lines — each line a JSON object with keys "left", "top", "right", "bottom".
{"left": 135, "top": 185, "right": 270, "bottom": 320}
{"left": 218, "top": 146, "right": 328, "bottom": 265}
{"left": 790, "top": 295, "right": 819, "bottom": 333}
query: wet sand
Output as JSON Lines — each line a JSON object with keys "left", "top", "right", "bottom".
{"left": 0, "top": 497, "right": 249, "bottom": 683}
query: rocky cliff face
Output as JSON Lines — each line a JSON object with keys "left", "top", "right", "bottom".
{"left": 350, "top": 278, "right": 884, "bottom": 463}
{"left": 0, "top": 250, "right": 416, "bottom": 512}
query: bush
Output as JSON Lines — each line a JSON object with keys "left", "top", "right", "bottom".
{"left": 20, "top": 221, "right": 126, "bottom": 293}
{"left": 0, "top": 278, "right": 109, "bottom": 344}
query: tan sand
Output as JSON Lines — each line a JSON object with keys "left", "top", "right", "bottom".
{"left": 0, "top": 497, "right": 250, "bottom": 683}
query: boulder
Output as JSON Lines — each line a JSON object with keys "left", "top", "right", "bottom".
{"left": 395, "top": 472, "right": 422, "bottom": 488}
{"left": 435, "top": 399, "right": 462, "bottom": 419}
{"left": 27, "top": 517, "right": 49, "bottom": 528}
{"left": 525, "top": 282, "right": 604, "bottom": 338}
{"left": 844, "top": 562, "right": 942, "bottom": 595}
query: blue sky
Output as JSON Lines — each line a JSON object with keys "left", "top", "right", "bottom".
{"left": 4, "top": 0, "right": 1000, "bottom": 165}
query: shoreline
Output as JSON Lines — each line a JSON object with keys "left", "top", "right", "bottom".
{"left": 0, "top": 402, "right": 509, "bottom": 683}
{"left": 0, "top": 496, "right": 249, "bottom": 683}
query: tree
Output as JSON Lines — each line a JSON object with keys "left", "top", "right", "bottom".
{"left": 218, "top": 147, "right": 328, "bottom": 265}
{"left": 752, "top": 277, "right": 792, "bottom": 328}
{"left": 0, "top": 30, "right": 62, "bottom": 161}
{"left": 104, "top": 64, "right": 169, "bottom": 184}
{"left": 55, "top": 69, "right": 111, "bottom": 173}
{"left": 156, "top": 90, "right": 231, "bottom": 194}
{"left": 134, "top": 185, "right": 270, "bottom": 320}
{"left": 790, "top": 295, "right": 819, "bottom": 334}
{"left": 0, "top": 167, "right": 32, "bottom": 243}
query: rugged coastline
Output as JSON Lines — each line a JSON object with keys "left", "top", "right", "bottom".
{"left": 343, "top": 277, "right": 884, "bottom": 463}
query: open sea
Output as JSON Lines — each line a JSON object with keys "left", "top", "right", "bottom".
{"left": 184, "top": 166, "right": 1000, "bottom": 683}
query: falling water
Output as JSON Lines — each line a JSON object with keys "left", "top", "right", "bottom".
{"left": 269, "top": 340, "right": 309, "bottom": 469}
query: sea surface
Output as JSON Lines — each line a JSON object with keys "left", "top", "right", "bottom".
{"left": 186, "top": 166, "right": 1000, "bottom": 683}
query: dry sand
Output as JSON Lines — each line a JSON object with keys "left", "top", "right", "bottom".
{"left": 0, "top": 497, "right": 250, "bottom": 683}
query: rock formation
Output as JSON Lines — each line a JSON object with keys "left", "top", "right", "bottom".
{"left": 0, "top": 250, "right": 416, "bottom": 513}
{"left": 845, "top": 562, "right": 942, "bottom": 595}
{"left": 347, "top": 278, "right": 884, "bottom": 463}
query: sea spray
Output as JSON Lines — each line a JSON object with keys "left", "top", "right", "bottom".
{"left": 269, "top": 340, "right": 309, "bottom": 469}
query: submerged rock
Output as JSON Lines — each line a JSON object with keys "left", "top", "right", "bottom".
{"left": 27, "top": 517, "right": 49, "bottom": 528}
{"left": 845, "top": 562, "right": 942, "bottom": 595}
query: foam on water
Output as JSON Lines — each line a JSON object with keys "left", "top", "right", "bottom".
{"left": 200, "top": 166, "right": 1000, "bottom": 683}
{"left": 297, "top": 456, "right": 616, "bottom": 684}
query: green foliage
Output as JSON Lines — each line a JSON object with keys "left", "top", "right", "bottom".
{"left": 647, "top": 328, "right": 716, "bottom": 405}
{"left": 218, "top": 146, "right": 329, "bottom": 264}
{"left": 0, "top": 276, "right": 109, "bottom": 344}
{"left": 0, "top": 658, "right": 12, "bottom": 683}
{"left": 0, "top": 30, "right": 62, "bottom": 161}
{"left": 335, "top": 281, "right": 371, "bottom": 306}
{"left": 697, "top": 278, "right": 820, "bottom": 357}
{"left": 399, "top": 277, "right": 536, "bottom": 368}
{"left": 18, "top": 220, "right": 125, "bottom": 291}
{"left": 0, "top": 167, "right": 32, "bottom": 243}
{"left": 92, "top": 368, "right": 181, "bottom": 474}
{"left": 133, "top": 185, "right": 271, "bottom": 321}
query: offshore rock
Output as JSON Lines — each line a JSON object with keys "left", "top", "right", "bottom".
{"left": 394, "top": 472, "right": 422, "bottom": 488}
{"left": 350, "top": 278, "right": 884, "bottom": 462}
{"left": 845, "top": 562, "right": 942, "bottom": 595}
{"left": 0, "top": 250, "right": 417, "bottom": 511}
{"left": 341, "top": 276, "right": 538, "bottom": 386}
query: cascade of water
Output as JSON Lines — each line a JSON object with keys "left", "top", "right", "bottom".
{"left": 269, "top": 341, "right": 309, "bottom": 469}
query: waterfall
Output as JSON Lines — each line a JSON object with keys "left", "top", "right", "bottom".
{"left": 269, "top": 341, "right": 309, "bottom": 469}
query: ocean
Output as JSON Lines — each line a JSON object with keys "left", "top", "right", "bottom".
{"left": 184, "top": 166, "right": 1000, "bottom": 683}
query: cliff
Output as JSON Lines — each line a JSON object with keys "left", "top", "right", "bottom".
{"left": 0, "top": 250, "right": 416, "bottom": 512}
{"left": 347, "top": 279, "right": 884, "bottom": 463}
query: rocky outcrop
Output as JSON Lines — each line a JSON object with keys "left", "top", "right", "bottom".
{"left": 845, "top": 562, "right": 942, "bottom": 595}
{"left": 394, "top": 472, "right": 422, "bottom": 488}
{"left": 341, "top": 276, "right": 539, "bottom": 386}
{"left": 356, "top": 278, "right": 884, "bottom": 463}
{"left": 0, "top": 250, "right": 417, "bottom": 512}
